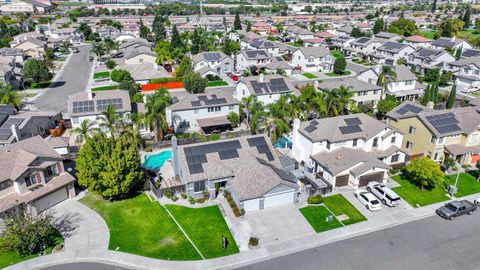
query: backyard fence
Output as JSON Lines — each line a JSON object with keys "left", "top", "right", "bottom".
{"left": 145, "top": 130, "right": 252, "bottom": 149}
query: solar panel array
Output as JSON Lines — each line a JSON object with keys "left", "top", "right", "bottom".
{"left": 344, "top": 117, "right": 362, "bottom": 126}
{"left": 304, "top": 119, "right": 319, "bottom": 133}
{"left": 0, "top": 118, "right": 24, "bottom": 140}
{"left": 72, "top": 100, "right": 94, "bottom": 114}
{"left": 356, "top": 37, "right": 370, "bottom": 44}
{"left": 184, "top": 140, "right": 242, "bottom": 174}
{"left": 97, "top": 98, "right": 123, "bottom": 112}
{"left": 190, "top": 95, "right": 227, "bottom": 107}
{"left": 251, "top": 78, "right": 290, "bottom": 95}
{"left": 245, "top": 50, "right": 267, "bottom": 58}
{"left": 247, "top": 136, "right": 274, "bottom": 161}
{"left": 339, "top": 116, "right": 363, "bottom": 135}
{"left": 425, "top": 113, "right": 461, "bottom": 135}
{"left": 395, "top": 103, "right": 423, "bottom": 115}
{"left": 204, "top": 52, "right": 221, "bottom": 61}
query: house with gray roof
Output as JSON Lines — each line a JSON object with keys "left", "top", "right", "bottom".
{"left": 447, "top": 57, "right": 480, "bottom": 93}
{"left": 236, "top": 50, "right": 272, "bottom": 72}
{"left": 246, "top": 39, "right": 281, "bottom": 56}
{"left": 374, "top": 32, "right": 402, "bottom": 42}
{"left": 0, "top": 136, "right": 75, "bottom": 218}
{"left": 291, "top": 47, "right": 333, "bottom": 73}
{"left": 431, "top": 37, "right": 472, "bottom": 52}
{"left": 407, "top": 47, "right": 455, "bottom": 74}
{"left": 236, "top": 74, "right": 296, "bottom": 105}
{"left": 368, "top": 42, "right": 415, "bottom": 65}
{"left": 292, "top": 114, "right": 405, "bottom": 190}
{"left": 117, "top": 62, "right": 170, "bottom": 84}
{"left": 192, "top": 51, "right": 233, "bottom": 76}
{"left": 344, "top": 37, "right": 385, "bottom": 58}
{"left": 286, "top": 25, "right": 315, "bottom": 40}
{"left": 166, "top": 134, "right": 299, "bottom": 212}
{"left": 316, "top": 77, "right": 383, "bottom": 108}
{"left": 166, "top": 87, "right": 240, "bottom": 134}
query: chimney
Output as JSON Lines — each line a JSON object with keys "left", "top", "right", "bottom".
{"left": 427, "top": 101, "right": 434, "bottom": 109}
{"left": 87, "top": 90, "right": 93, "bottom": 100}
{"left": 11, "top": 124, "right": 20, "bottom": 142}
{"left": 172, "top": 136, "right": 180, "bottom": 177}
{"left": 259, "top": 73, "right": 264, "bottom": 82}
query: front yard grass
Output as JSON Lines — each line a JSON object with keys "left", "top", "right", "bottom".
{"left": 91, "top": 85, "right": 119, "bottom": 91}
{"left": 325, "top": 70, "right": 352, "bottom": 77}
{"left": 302, "top": 72, "right": 318, "bottom": 79}
{"left": 165, "top": 205, "right": 239, "bottom": 259}
{"left": 330, "top": 51, "right": 343, "bottom": 59}
{"left": 93, "top": 71, "right": 110, "bottom": 79}
{"left": 0, "top": 252, "right": 37, "bottom": 269}
{"left": 80, "top": 193, "right": 202, "bottom": 260}
{"left": 444, "top": 172, "right": 480, "bottom": 197}
{"left": 207, "top": 80, "right": 229, "bottom": 87}
{"left": 322, "top": 194, "right": 367, "bottom": 225}
{"left": 391, "top": 175, "right": 449, "bottom": 208}
{"left": 300, "top": 205, "right": 343, "bottom": 233}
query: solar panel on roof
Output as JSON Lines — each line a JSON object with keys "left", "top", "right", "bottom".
{"left": 339, "top": 125, "right": 362, "bottom": 134}
{"left": 425, "top": 113, "right": 461, "bottom": 135}
{"left": 436, "top": 124, "right": 461, "bottom": 134}
{"left": 310, "top": 120, "right": 319, "bottom": 126}
{"left": 191, "top": 101, "right": 201, "bottom": 107}
{"left": 344, "top": 117, "right": 362, "bottom": 126}
{"left": 204, "top": 98, "right": 227, "bottom": 105}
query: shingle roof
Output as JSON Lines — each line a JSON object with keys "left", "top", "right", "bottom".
{"left": 241, "top": 75, "right": 296, "bottom": 96}
{"left": 68, "top": 90, "right": 131, "bottom": 117}
{"left": 169, "top": 87, "right": 239, "bottom": 111}
{"left": 317, "top": 77, "right": 382, "bottom": 92}
{"left": 296, "top": 47, "right": 330, "bottom": 58}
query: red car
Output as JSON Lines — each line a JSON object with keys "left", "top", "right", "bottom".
{"left": 230, "top": 75, "right": 239, "bottom": 81}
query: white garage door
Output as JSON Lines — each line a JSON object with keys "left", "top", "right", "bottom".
{"left": 243, "top": 198, "right": 260, "bottom": 212}
{"left": 264, "top": 191, "right": 295, "bottom": 209}
{"left": 33, "top": 187, "right": 69, "bottom": 214}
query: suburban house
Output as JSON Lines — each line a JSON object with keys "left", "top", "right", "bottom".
{"left": 192, "top": 51, "right": 234, "bottom": 76}
{"left": 447, "top": 57, "right": 480, "bottom": 93}
{"left": 236, "top": 50, "right": 272, "bottom": 72}
{"left": 247, "top": 39, "right": 280, "bottom": 57}
{"left": 405, "top": 35, "right": 433, "bottom": 49}
{"left": 462, "top": 49, "right": 480, "bottom": 59}
{"left": 0, "top": 0, "right": 53, "bottom": 13}
{"left": 68, "top": 90, "right": 132, "bottom": 142}
{"left": 291, "top": 47, "right": 333, "bottom": 73}
{"left": 264, "top": 58, "right": 293, "bottom": 76}
{"left": 316, "top": 77, "right": 383, "bottom": 108}
{"left": 0, "top": 136, "right": 76, "bottom": 218}
{"left": 117, "top": 38, "right": 156, "bottom": 65}
{"left": 10, "top": 34, "right": 47, "bottom": 58}
{"left": 386, "top": 101, "right": 480, "bottom": 164}
{"left": 236, "top": 74, "right": 296, "bottom": 105}
{"left": 344, "top": 37, "right": 385, "bottom": 58}
{"left": 407, "top": 47, "right": 456, "bottom": 74}
{"left": 375, "top": 32, "right": 402, "bottom": 42}
{"left": 368, "top": 42, "right": 415, "bottom": 65}
{"left": 286, "top": 25, "right": 315, "bottom": 40}
{"left": 357, "top": 65, "right": 424, "bottom": 101}
{"left": 49, "top": 28, "right": 84, "bottom": 44}
{"left": 166, "top": 88, "right": 240, "bottom": 134}
{"left": 116, "top": 62, "right": 170, "bottom": 84}
{"left": 94, "top": 25, "right": 121, "bottom": 39}
{"left": 431, "top": 37, "right": 472, "bottom": 52}
{"left": 291, "top": 113, "right": 405, "bottom": 190}
{"left": 166, "top": 134, "right": 299, "bottom": 212}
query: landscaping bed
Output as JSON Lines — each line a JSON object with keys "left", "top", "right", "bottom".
{"left": 444, "top": 172, "right": 480, "bottom": 197}
{"left": 391, "top": 175, "right": 449, "bottom": 207}
{"left": 302, "top": 73, "right": 318, "bottom": 79}
{"left": 91, "top": 85, "right": 119, "bottom": 92}
{"left": 322, "top": 194, "right": 366, "bottom": 225}
{"left": 93, "top": 71, "right": 110, "bottom": 79}
{"left": 325, "top": 70, "right": 352, "bottom": 77}
{"left": 207, "top": 81, "right": 229, "bottom": 87}
{"left": 27, "top": 81, "right": 51, "bottom": 89}
{"left": 300, "top": 205, "right": 343, "bottom": 233}
{"left": 0, "top": 236, "right": 63, "bottom": 269}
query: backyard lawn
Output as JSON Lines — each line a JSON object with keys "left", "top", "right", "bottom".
{"left": 93, "top": 71, "right": 110, "bottom": 79}
{"left": 322, "top": 194, "right": 367, "bottom": 225}
{"left": 80, "top": 193, "right": 202, "bottom": 260}
{"left": 207, "top": 81, "right": 229, "bottom": 87}
{"left": 302, "top": 73, "right": 318, "bottom": 79}
{"left": 420, "top": 31, "right": 437, "bottom": 39}
{"left": 444, "top": 172, "right": 480, "bottom": 197}
{"left": 300, "top": 205, "right": 343, "bottom": 233}
{"left": 165, "top": 205, "right": 239, "bottom": 259}
{"left": 391, "top": 175, "right": 449, "bottom": 208}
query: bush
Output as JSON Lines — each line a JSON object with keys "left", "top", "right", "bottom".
{"left": 172, "top": 196, "right": 179, "bottom": 202}
{"left": 153, "top": 179, "right": 161, "bottom": 189}
{"left": 164, "top": 189, "right": 173, "bottom": 199}
{"left": 106, "top": 60, "right": 116, "bottom": 70}
{"left": 145, "top": 147, "right": 153, "bottom": 152}
{"left": 181, "top": 193, "right": 187, "bottom": 199}
{"left": 110, "top": 69, "right": 132, "bottom": 83}
{"left": 389, "top": 168, "right": 399, "bottom": 175}
{"left": 248, "top": 237, "right": 259, "bottom": 247}
{"left": 209, "top": 133, "right": 220, "bottom": 141}
{"left": 404, "top": 157, "right": 444, "bottom": 189}
{"left": 149, "top": 77, "right": 181, "bottom": 84}
{"left": 196, "top": 197, "right": 206, "bottom": 203}
{"left": 307, "top": 195, "right": 324, "bottom": 204}
{"left": 188, "top": 196, "right": 196, "bottom": 205}
{"left": 206, "top": 74, "right": 221, "bottom": 81}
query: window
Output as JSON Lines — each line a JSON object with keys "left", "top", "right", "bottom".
{"left": 438, "top": 137, "right": 445, "bottom": 144}
{"left": 194, "top": 109, "right": 199, "bottom": 114}
{"left": 434, "top": 152, "right": 439, "bottom": 160}
{"left": 372, "top": 138, "right": 378, "bottom": 147}
{"left": 373, "top": 90, "right": 378, "bottom": 95}
{"left": 194, "top": 181, "right": 205, "bottom": 192}
{"left": 46, "top": 164, "right": 57, "bottom": 177}
{"left": 391, "top": 136, "right": 396, "bottom": 143}
{"left": 215, "top": 106, "right": 221, "bottom": 112}
{"left": 72, "top": 117, "right": 79, "bottom": 124}
{"left": 26, "top": 174, "right": 38, "bottom": 187}
{"left": 391, "top": 154, "right": 399, "bottom": 163}
{"left": 229, "top": 105, "right": 234, "bottom": 110}
{"left": 0, "top": 180, "right": 12, "bottom": 191}
{"left": 427, "top": 151, "right": 432, "bottom": 158}
{"left": 430, "top": 136, "right": 436, "bottom": 144}
{"left": 326, "top": 141, "right": 331, "bottom": 150}
{"left": 352, "top": 139, "right": 357, "bottom": 147}
{"left": 409, "top": 126, "right": 416, "bottom": 135}
{"left": 406, "top": 141, "right": 413, "bottom": 150}
{"left": 405, "top": 80, "right": 413, "bottom": 86}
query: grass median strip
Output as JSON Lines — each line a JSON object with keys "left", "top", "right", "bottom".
{"left": 322, "top": 194, "right": 367, "bottom": 225}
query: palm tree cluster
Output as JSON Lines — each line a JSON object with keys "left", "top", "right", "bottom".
{"left": 91, "top": 38, "right": 119, "bottom": 59}
{"left": 0, "top": 83, "right": 22, "bottom": 109}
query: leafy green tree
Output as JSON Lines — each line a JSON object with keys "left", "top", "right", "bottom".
{"left": 246, "top": 21, "right": 252, "bottom": 32}
{"left": 227, "top": 111, "right": 239, "bottom": 128}
{"left": 376, "top": 95, "right": 398, "bottom": 119}
{"left": 446, "top": 83, "right": 457, "bottom": 109}
{"left": 440, "top": 18, "right": 464, "bottom": 37}
{"left": 404, "top": 157, "right": 444, "bottom": 189}
{"left": 106, "top": 60, "right": 116, "bottom": 70}
{"left": 77, "top": 22, "right": 92, "bottom": 40}
{"left": 388, "top": 18, "right": 417, "bottom": 36}
{"left": 190, "top": 27, "right": 209, "bottom": 55}
{"left": 152, "top": 14, "right": 166, "bottom": 41}
{"left": 72, "top": 119, "right": 96, "bottom": 143}
{"left": 43, "top": 48, "right": 54, "bottom": 68}
{"left": 110, "top": 69, "right": 132, "bottom": 83}
{"left": 76, "top": 132, "right": 144, "bottom": 200}
{"left": 145, "top": 87, "right": 171, "bottom": 142}
{"left": 351, "top": 26, "right": 363, "bottom": 38}
{"left": 234, "top": 11, "right": 242, "bottom": 30}
{"left": 476, "top": 18, "right": 480, "bottom": 30}
{"left": 174, "top": 56, "right": 192, "bottom": 78}
{"left": 463, "top": 5, "right": 471, "bottom": 29}
{"left": 439, "top": 71, "right": 453, "bottom": 87}
{"left": 333, "top": 55, "right": 346, "bottom": 75}
{"left": 139, "top": 19, "right": 149, "bottom": 39}
{"left": 23, "top": 59, "right": 49, "bottom": 83}
{"left": 0, "top": 83, "right": 22, "bottom": 108}
{"left": 222, "top": 37, "right": 240, "bottom": 56}
{"left": 91, "top": 42, "right": 105, "bottom": 59}
{"left": 154, "top": 40, "right": 172, "bottom": 65}
{"left": 183, "top": 71, "right": 207, "bottom": 94}
{"left": 373, "top": 18, "right": 384, "bottom": 34}
{"left": 170, "top": 24, "right": 183, "bottom": 50}
{"left": 424, "top": 68, "right": 440, "bottom": 82}
{"left": 432, "top": 0, "right": 437, "bottom": 13}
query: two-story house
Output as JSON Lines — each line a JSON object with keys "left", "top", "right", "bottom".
{"left": 386, "top": 101, "right": 480, "bottom": 164}
{"left": 407, "top": 47, "right": 456, "bottom": 74}
{"left": 368, "top": 42, "right": 415, "bottom": 65}
{"left": 192, "top": 51, "right": 234, "bottom": 76}
{"left": 344, "top": 37, "right": 385, "bottom": 58}
{"left": 447, "top": 57, "right": 480, "bottom": 93}
{"left": 236, "top": 74, "right": 296, "bottom": 105}
{"left": 166, "top": 88, "right": 240, "bottom": 134}
{"left": 291, "top": 47, "right": 333, "bottom": 73}
{"left": 405, "top": 35, "right": 433, "bottom": 49}
{"left": 431, "top": 37, "right": 472, "bottom": 52}
{"left": 247, "top": 39, "right": 281, "bottom": 57}
{"left": 292, "top": 113, "right": 406, "bottom": 190}
{"left": 316, "top": 77, "right": 383, "bottom": 108}
{"left": 286, "top": 25, "right": 315, "bottom": 41}
{"left": 236, "top": 50, "right": 272, "bottom": 73}
{"left": 0, "top": 136, "right": 76, "bottom": 217}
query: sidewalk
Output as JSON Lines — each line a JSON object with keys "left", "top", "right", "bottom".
{"left": 7, "top": 193, "right": 478, "bottom": 270}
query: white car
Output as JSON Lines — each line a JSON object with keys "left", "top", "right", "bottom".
{"left": 354, "top": 189, "right": 382, "bottom": 211}
{"left": 367, "top": 181, "right": 401, "bottom": 207}
{"left": 474, "top": 197, "right": 480, "bottom": 206}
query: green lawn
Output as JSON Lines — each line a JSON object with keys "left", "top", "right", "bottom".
{"left": 444, "top": 172, "right": 480, "bottom": 197}
{"left": 93, "top": 71, "right": 110, "bottom": 79}
{"left": 207, "top": 81, "right": 229, "bottom": 87}
{"left": 330, "top": 51, "right": 343, "bottom": 59}
{"left": 91, "top": 85, "right": 119, "bottom": 91}
{"left": 325, "top": 70, "right": 352, "bottom": 77}
{"left": 80, "top": 193, "right": 202, "bottom": 260}
{"left": 302, "top": 72, "right": 318, "bottom": 79}
{"left": 420, "top": 31, "right": 437, "bottom": 39}
{"left": 457, "top": 29, "right": 480, "bottom": 44}
{"left": 322, "top": 194, "right": 367, "bottom": 226}
{"left": 0, "top": 252, "right": 37, "bottom": 269}
{"left": 300, "top": 205, "right": 343, "bottom": 233}
{"left": 165, "top": 205, "right": 239, "bottom": 259}
{"left": 391, "top": 175, "right": 449, "bottom": 208}
{"left": 27, "top": 81, "right": 51, "bottom": 89}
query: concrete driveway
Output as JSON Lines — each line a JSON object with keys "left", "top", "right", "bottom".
{"left": 244, "top": 204, "right": 314, "bottom": 245}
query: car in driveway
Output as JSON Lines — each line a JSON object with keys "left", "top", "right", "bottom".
{"left": 367, "top": 181, "right": 401, "bottom": 207}
{"left": 436, "top": 200, "right": 477, "bottom": 220}
{"left": 354, "top": 189, "right": 381, "bottom": 211}
{"left": 475, "top": 197, "right": 480, "bottom": 206}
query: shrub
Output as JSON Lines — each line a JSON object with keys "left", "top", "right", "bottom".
{"left": 106, "top": 60, "right": 116, "bottom": 70}
{"left": 209, "top": 133, "right": 220, "bottom": 141}
{"left": 206, "top": 74, "right": 221, "bottom": 81}
{"left": 404, "top": 157, "right": 444, "bottom": 189}
{"left": 248, "top": 237, "right": 259, "bottom": 247}
{"left": 164, "top": 189, "right": 173, "bottom": 199}
{"left": 181, "top": 193, "right": 187, "bottom": 199}
{"left": 145, "top": 147, "right": 153, "bottom": 152}
{"left": 196, "top": 197, "right": 206, "bottom": 203}
{"left": 307, "top": 195, "right": 323, "bottom": 204}
{"left": 149, "top": 77, "right": 181, "bottom": 84}
{"left": 188, "top": 196, "right": 196, "bottom": 205}
{"left": 172, "top": 196, "right": 179, "bottom": 202}
{"left": 153, "top": 179, "right": 161, "bottom": 189}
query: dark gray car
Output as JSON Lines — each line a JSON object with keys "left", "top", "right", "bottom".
{"left": 436, "top": 200, "right": 477, "bottom": 220}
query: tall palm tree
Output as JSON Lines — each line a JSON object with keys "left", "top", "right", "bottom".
{"left": 91, "top": 42, "right": 105, "bottom": 59}
{"left": 125, "top": 112, "right": 145, "bottom": 149}
{"left": 97, "top": 104, "right": 120, "bottom": 137}
{"left": 377, "top": 65, "right": 397, "bottom": 98}
{"left": 145, "top": 87, "right": 171, "bottom": 142}
{"left": 0, "top": 83, "right": 22, "bottom": 109}
{"left": 241, "top": 95, "right": 258, "bottom": 128}
{"left": 71, "top": 119, "right": 95, "bottom": 144}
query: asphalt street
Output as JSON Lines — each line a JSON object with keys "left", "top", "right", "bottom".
{"left": 34, "top": 45, "right": 93, "bottom": 114}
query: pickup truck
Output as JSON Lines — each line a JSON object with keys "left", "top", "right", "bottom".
{"left": 436, "top": 200, "right": 477, "bottom": 220}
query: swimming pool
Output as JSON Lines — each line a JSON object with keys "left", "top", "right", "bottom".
{"left": 274, "top": 136, "right": 292, "bottom": 149}
{"left": 142, "top": 150, "right": 173, "bottom": 171}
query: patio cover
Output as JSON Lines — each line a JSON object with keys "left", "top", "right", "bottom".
{"left": 196, "top": 116, "right": 230, "bottom": 128}
{"left": 444, "top": 144, "right": 480, "bottom": 156}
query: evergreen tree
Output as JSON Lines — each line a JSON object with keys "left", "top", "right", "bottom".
{"left": 455, "top": 47, "right": 462, "bottom": 60}
{"left": 246, "top": 21, "right": 252, "bottom": 32}
{"left": 421, "top": 84, "right": 431, "bottom": 105}
{"left": 432, "top": 0, "right": 437, "bottom": 13}
{"left": 432, "top": 81, "right": 439, "bottom": 103}
{"left": 333, "top": 55, "right": 347, "bottom": 75}
{"left": 222, "top": 16, "right": 227, "bottom": 31}
{"left": 152, "top": 14, "right": 166, "bottom": 42}
{"left": 351, "top": 26, "right": 363, "bottom": 38}
{"left": 170, "top": 24, "right": 183, "bottom": 49}
{"left": 463, "top": 5, "right": 471, "bottom": 29}
{"left": 446, "top": 83, "right": 457, "bottom": 109}
{"left": 139, "top": 20, "right": 149, "bottom": 39}
{"left": 373, "top": 19, "right": 384, "bottom": 34}
{"left": 234, "top": 11, "right": 242, "bottom": 30}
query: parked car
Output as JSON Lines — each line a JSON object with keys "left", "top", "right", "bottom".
{"left": 89, "top": 56, "right": 94, "bottom": 62}
{"left": 354, "top": 189, "right": 381, "bottom": 211}
{"left": 436, "top": 200, "right": 477, "bottom": 220}
{"left": 71, "top": 47, "right": 79, "bottom": 53}
{"left": 367, "top": 181, "right": 401, "bottom": 207}
{"left": 473, "top": 197, "right": 480, "bottom": 206}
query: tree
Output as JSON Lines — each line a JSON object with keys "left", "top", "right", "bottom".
{"left": 77, "top": 23, "right": 92, "bottom": 40}
{"left": 424, "top": 68, "right": 440, "bottom": 82}
{"left": 76, "top": 133, "right": 144, "bottom": 200}
{"left": 190, "top": 27, "right": 209, "bottom": 55}
{"left": 227, "top": 111, "right": 239, "bottom": 128}
{"left": 388, "top": 18, "right": 417, "bottom": 36}
{"left": 377, "top": 65, "right": 397, "bottom": 96}
{"left": 152, "top": 14, "right": 166, "bottom": 42}
{"left": 222, "top": 37, "right": 240, "bottom": 56}
{"left": 222, "top": 16, "right": 227, "bottom": 30}
{"left": 0, "top": 208, "right": 61, "bottom": 256}
{"left": 23, "top": 59, "right": 49, "bottom": 83}
{"left": 174, "top": 56, "right": 192, "bottom": 78}
{"left": 0, "top": 83, "right": 22, "bottom": 108}
{"left": 91, "top": 42, "right": 105, "bottom": 59}
{"left": 183, "top": 71, "right": 207, "bottom": 94}
{"left": 351, "top": 26, "right": 363, "bottom": 38}
{"left": 106, "top": 60, "right": 116, "bottom": 70}
{"left": 397, "top": 57, "right": 407, "bottom": 66}
{"left": 373, "top": 18, "right": 384, "bottom": 34}
{"left": 139, "top": 19, "right": 149, "bottom": 39}
{"left": 333, "top": 55, "right": 346, "bottom": 75}
{"left": 234, "top": 11, "right": 242, "bottom": 30}
{"left": 440, "top": 18, "right": 464, "bottom": 37}
{"left": 246, "top": 21, "right": 252, "bottom": 32}
{"left": 432, "top": 0, "right": 437, "bottom": 13}
{"left": 476, "top": 18, "right": 480, "bottom": 30}
{"left": 110, "top": 69, "right": 132, "bottom": 83}
{"left": 154, "top": 40, "right": 172, "bottom": 65}
{"left": 376, "top": 95, "right": 398, "bottom": 119}
{"left": 463, "top": 5, "right": 471, "bottom": 29}
{"left": 404, "top": 157, "right": 444, "bottom": 189}
{"left": 455, "top": 47, "right": 462, "bottom": 60}
{"left": 43, "top": 47, "right": 54, "bottom": 68}
{"left": 446, "top": 83, "right": 457, "bottom": 109}
{"left": 145, "top": 87, "right": 171, "bottom": 142}
{"left": 72, "top": 119, "right": 97, "bottom": 143}
{"left": 97, "top": 104, "right": 120, "bottom": 137}
{"left": 170, "top": 24, "right": 183, "bottom": 50}
{"left": 421, "top": 84, "right": 432, "bottom": 105}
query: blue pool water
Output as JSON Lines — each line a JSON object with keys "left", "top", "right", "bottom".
{"left": 142, "top": 150, "right": 173, "bottom": 170}
{"left": 274, "top": 136, "right": 292, "bottom": 149}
